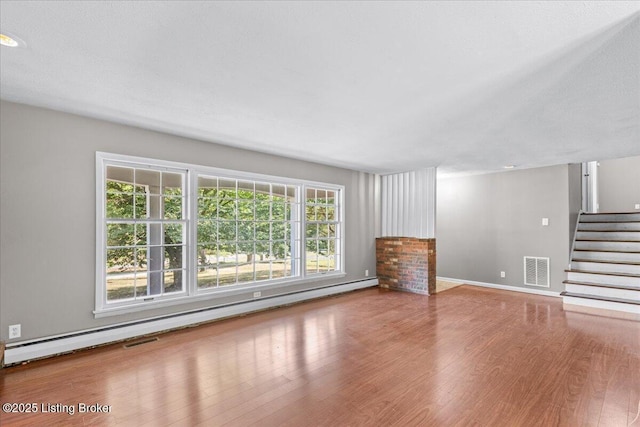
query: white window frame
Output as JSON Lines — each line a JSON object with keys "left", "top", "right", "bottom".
{"left": 303, "top": 185, "right": 343, "bottom": 275}
{"left": 95, "top": 152, "right": 345, "bottom": 318}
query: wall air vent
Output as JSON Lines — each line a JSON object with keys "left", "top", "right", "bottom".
{"left": 524, "top": 256, "right": 550, "bottom": 288}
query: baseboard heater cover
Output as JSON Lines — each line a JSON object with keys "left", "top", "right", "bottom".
{"left": 4, "top": 278, "right": 378, "bottom": 366}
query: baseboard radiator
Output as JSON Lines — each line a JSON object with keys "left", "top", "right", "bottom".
{"left": 3, "top": 278, "right": 378, "bottom": 366}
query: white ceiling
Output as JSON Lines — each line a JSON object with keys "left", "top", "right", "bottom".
{"left": 1, "top": 1, "right": 639, "bottom": 175}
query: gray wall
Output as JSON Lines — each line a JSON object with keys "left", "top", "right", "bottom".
{"left": 436, "top": 165, "right": 572, "bottom": 293}
{"left": 598, "top": 155, "right": 640, "bottom": 213}
{"left": 0, "top": 101, "right": 378, "bottom": 342}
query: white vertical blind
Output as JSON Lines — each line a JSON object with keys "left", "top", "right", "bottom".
{"left": 381, "top": 168, "right": 436, "bottom": 238}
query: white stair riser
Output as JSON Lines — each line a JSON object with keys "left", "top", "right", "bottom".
{"left": 572, "top": 251, "right": 640, "bottom": 263}
{"left": 574, "top": 241, "right": 640, "bottom": 252}
{"left": 567, "top": 271, "right": 640, "bottom": 286}
{"left": 562, "top": 296, "right": 640, "bottom": 315}
{"left": 576, "top": 231, "right": 640, "bottom": 241}
{"left": 578, "top": 222, "right": 640, "bottom": 231}
{"left": 565, "top": 284, "right": 640, "bottom": 301}
{"left": 571, "top": 261, "right": 640, "bottom": 275}
{"left": 580, "top": 213, "right": 640, "bottom": 222}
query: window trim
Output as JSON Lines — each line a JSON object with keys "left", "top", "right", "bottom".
{"left": 95, "top": 152, "right": 345, "bottom": 318}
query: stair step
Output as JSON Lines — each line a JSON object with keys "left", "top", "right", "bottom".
{"left": 572, "top": 259, "right": 640, "bottom": 266}
{"left": 566, "top": 213, "right": 640, "bottom": 319}
{"left": 566, "top": 269, "right": 640, "bottom": 287}
{"left": 574, "top": 241, "right": 640, "bottom": 252}
{"left": 580, "top": 213, "right": 640, "bottom": 222}
{"left": 578, "top": 222, "right": 640, "bottom": 231}
{"left": 564, "top": 283, "right": 640, "bottom": 301}
{"left": 562, "top": 292, "right": 640, "bottom": 317}
{"left": 571, "top": 260, "right": 640, "bottom": 275}
{"left": 576, "top": 231, "right": 640, "bottom": 242}
{"left": 560, "top": 291, "right": 640, "bottom": 306}
{"left": 572, "top": 250, "right": 640, "bottom": 263}
{"left": 563, "top": 280, "right": 640, "bottom": 291}
{"left": 566, "top": 269, "right": 640, "bottom": 277}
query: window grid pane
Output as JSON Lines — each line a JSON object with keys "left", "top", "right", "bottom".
{"left": 105, "top": 164, "right": 187, "bottom": 303}
{"left": 305, "top": 186, "right": 340, "bottom": 275}
{"left": 197, "top": 176, "right": 305, "bottom": 289}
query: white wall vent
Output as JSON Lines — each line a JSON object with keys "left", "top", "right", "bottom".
{"left": 524, "top": 256, "right": 550, "bottom": 287}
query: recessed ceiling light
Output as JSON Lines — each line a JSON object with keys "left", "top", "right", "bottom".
{"left": 503, "top": 165, "right": 515, "bottom": 169}
{"left": 0, "top": 32, "right": 24, "bottom": 47}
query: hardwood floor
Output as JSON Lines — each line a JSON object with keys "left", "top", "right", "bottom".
{"left": 1, "top": 285, "right": 639, "bottom": 426}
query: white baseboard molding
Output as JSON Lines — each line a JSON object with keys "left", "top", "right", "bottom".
{"left": 4, "top": 279, "right": 378, "bottom": 366}
{"left": 437, "top": 276, "right": 561, "bottom": 298}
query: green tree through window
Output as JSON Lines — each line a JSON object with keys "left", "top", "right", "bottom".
{"left": 196, "top": 177, "right": 295, "bottom": 288}
{"left": 105, "top": 166, "right": 186, "bottom": 302}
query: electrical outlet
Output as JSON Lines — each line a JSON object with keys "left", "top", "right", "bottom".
{"left": 253, "top": 291, "right": 261, "bottom": 298}
{"left": 9, "top": 324, "right": 21, "bottom": 339}
{"left": 542, "top": 218, "right": 549, "bottom": 226}
{"left": 365, "top": 269, "right": 369, "bottom": 277}
{"left": 500, "top": 271, "right": 506, "bottom": 278}
{"left": 635, "top": 204, "right": 640, "bottom": 210}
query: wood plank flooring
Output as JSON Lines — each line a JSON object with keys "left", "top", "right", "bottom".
{"left": 1, "top": 285, "right": 639, "bottom": 426}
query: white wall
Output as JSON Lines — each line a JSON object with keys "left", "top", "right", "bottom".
{"left": 598, "top": 155, "right": 640, "bottom": 213}
{"left": 0, "top": 101, "right": 378, "bottom": 342}
{"left": 380, "top": 168, "right": 436, "bottom": 238}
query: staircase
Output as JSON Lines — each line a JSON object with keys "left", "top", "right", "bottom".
{"left": 562, "top": 212, "right": 640, "bottom": 320}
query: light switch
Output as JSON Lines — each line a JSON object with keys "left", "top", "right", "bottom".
{"left": 542, "top": 218, "right": 549, "bottom": 226}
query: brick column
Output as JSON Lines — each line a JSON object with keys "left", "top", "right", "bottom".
{"left": 376, "top": 237, "right": 436, "bottom": 295}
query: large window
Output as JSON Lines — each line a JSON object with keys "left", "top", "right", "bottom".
{"left": 104, "top": 165, "right": 187, "bottom": 303}
{"left": 196, "top": 177, "right": 300, "bottom": 288}
{"left": 96, "top": 153, "right": 344, "bottom": 315}
{"left": 305, "top": 187, "right": 340, "bottom": 274}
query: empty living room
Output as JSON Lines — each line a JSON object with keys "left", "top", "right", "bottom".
{"left": 1, "top": 1, "right": 639, "bottom": 426}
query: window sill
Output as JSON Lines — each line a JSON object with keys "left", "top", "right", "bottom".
{"left": 93, "top": 272, "right": 346, "bottom": 318}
